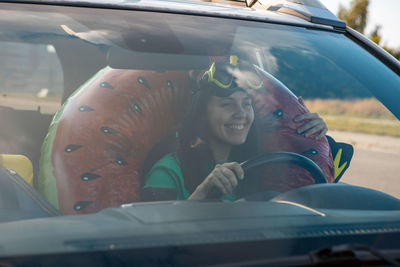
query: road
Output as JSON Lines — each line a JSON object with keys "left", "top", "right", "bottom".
{"left": 328, "top": 130, "right": 400, "bottom": 198}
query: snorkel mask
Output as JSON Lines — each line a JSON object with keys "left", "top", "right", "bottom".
{"left": 200, "top": 56, "right": 263, "bottom": 97}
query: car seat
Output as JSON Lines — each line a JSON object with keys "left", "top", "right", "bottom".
{"left": 0, "top": 154, "right": 33, "bottom": 185}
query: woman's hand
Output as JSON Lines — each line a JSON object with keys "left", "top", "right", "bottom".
{"left": 294, "top": 97, "right": 328, "bottom": 140}
{"left": 188, "top": 162, "right": 244, "bottom": 200}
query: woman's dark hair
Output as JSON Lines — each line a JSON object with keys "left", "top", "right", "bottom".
{"left": 177, "top": 81, "right": 261, "bottom": 193}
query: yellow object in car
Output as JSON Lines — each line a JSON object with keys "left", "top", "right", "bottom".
{"left": 0, "top": 154, "right": 33, "bottom": 185}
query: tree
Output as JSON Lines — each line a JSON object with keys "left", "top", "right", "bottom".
{"left": 368, "top": 25, "right": 400, "bottom": 61}
{"left": 337, "top": 0, "right": 399, "bottom": 61}
{"left": 369, "top": 25, "right": 382, "bottom": 45}
{"left": 337, "top": 0, "right": 369, "bottom": 34}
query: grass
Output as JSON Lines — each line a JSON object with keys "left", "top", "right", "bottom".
{"left": 323, "top": 117, "right": 400, "bottom": 137}
{"left": 304, "top": 98, "right": 397, "bottom": 120}
{"left": 304, "top": 98, "right": 400, "bottom": 137}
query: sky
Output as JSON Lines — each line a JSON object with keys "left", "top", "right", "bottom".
{"left": 320, "top": 0, "right": 400, "bottom": 49}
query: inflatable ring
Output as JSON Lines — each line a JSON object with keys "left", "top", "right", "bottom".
{"left": 39, "top": 67, "right": 191, "bottom": 214}
{"left": 39, "top": 66, "right": 334, "bottom": 215}
{"left": 248, "top": 68, "right": 334, "bottom": 192}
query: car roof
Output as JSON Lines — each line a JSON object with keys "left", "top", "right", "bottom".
{"left": 2, "top": 0, "right": 344, "bottom": 30}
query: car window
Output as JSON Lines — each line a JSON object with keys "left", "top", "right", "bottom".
{"left": 0, "top": 3, "right": 399, "bottom": 216}
{"left": 0, "top": 42, "right": 63, "bottom": 114}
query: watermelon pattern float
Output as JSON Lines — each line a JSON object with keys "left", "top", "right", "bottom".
{"left": 249, "top": 67, "right": 334, "bottom": 192}
{"left": 39, "top": 67, "right": 191, "bottom": 214}
{"left": 39, "top": 65, "right": 334, "bottom": 215}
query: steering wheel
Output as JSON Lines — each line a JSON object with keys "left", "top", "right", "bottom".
{"left": 234, "top": 152, "right": 327, "bottom": 201}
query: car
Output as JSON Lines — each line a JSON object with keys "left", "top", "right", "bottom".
{"left": 0, "top": 0, "right": 400, "bottom": 265}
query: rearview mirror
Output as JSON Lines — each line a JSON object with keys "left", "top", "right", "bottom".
{"left": 107, "top": 46, "right": 210, "bottom": 70}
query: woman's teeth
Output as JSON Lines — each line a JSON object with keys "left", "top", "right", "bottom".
{"left": 227, "top": 124, "right": 244, "bottom": 130}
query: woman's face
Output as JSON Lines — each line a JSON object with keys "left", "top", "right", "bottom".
{"left": 206, "top": 90, "right": 254, "bottom": 146}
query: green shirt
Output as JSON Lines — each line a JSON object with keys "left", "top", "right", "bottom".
{"left": 144, "top": 153, "right": 236, "bottom": 201}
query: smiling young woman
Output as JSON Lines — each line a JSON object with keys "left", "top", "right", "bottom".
{"left": 188, "top": 90, "right": 254, "bottom": 200}
{"left": 142, "top": 59, "right": 328, "bottom": 201}
{"left": 206, "top": 91, "right": 254, "bottom": 161}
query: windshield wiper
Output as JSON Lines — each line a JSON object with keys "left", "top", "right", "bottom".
{"left": 309, "top": 243, "right": 400, "bottom": 266}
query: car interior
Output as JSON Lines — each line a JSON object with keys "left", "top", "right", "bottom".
{"left": 3, "top": 2, "right": 390, "bottom": 220}
{"left": 2, "top": 2, "right": 400, "bottom": 266}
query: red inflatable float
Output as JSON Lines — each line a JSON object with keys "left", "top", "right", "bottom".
{"left": 249, "top": 68, "right": 334, "bottom": 192}
{"left": 39, "top": 65, "right": 334, "bottom": 215}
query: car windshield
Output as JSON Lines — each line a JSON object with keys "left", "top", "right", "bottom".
{"left": 1, "top": 3, "right": 400, "bottom": 218}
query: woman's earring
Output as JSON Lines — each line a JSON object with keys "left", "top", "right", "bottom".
{"left": 190, "top": 137, "right": 205, "bottom": 148}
